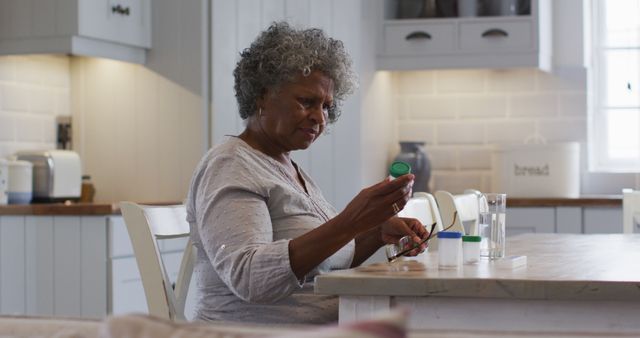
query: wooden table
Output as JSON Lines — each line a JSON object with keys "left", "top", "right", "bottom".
{"left": 315, "top": 234, "right": 640, "bottom": 335}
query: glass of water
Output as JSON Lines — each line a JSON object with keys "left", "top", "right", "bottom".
{"left": 478, "top": 193, "right": 507, "bottom": 259}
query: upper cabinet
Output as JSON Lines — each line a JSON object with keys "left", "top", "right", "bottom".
{"left": 0, "top": 0, "right": 151, "bottom": 64}
{"left": 377, "top": 0, "right": 551, "bottom": 71}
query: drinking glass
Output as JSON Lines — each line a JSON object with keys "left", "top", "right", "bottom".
{"left": 478, "top": 193, "right": 506, "bottom": 259}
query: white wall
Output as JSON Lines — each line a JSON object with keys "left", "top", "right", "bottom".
{"left": 0, "top": 55, "right": 69, "bottom": 158}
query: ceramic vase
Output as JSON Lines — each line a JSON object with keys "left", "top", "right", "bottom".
{"left": 394, "top": 141, "right": 431, "bottom": 193}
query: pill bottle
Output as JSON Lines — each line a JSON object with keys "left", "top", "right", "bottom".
{"left": 389, "top": 161, "right": 411, "bottom": 180}
{"left": 462, "top": 235, "right": 481, "bottom": 264}
{"left": 437, "top": 231, "right": 462, "bottom": 269}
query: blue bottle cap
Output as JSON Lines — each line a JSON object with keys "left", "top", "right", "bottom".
{"left": 437, "top": 231, "right": 462, "bottom": 239}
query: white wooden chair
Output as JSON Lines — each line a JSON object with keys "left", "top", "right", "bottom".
{"left": 434, "top": 190, "right": 483, "bottom": 236}
{"left": 398, "top": 192, "right": 444, "bottom": 251}
{"left": 623, "top": 189, "right": 640, "bottom": 234}
{"left": 119, "top": 202, "right": 195, "bottom": 321}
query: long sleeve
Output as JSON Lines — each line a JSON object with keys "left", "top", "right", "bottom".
{"left": 197, "top": 183, "right": 303, "bottom": 303}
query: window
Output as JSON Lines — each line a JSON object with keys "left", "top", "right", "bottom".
{"left": 588, "top": 0, "right": 640, "bottom": 172}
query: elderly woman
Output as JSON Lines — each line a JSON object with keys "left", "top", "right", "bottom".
{"left": 185, "top": 22, "right": 427, "bottom": 325}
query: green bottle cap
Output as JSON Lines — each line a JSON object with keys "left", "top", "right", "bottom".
{"left": 389, "top": 161, "right": 411, "bottom": 178}
{"left": 462, "top": 235, "right": 481, "bottom": 242}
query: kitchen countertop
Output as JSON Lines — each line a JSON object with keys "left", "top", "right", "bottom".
{"left": 0, "top": 196, "right": 623, "bottom": 215}
{"left": 0, "top": 201, "right": 181, "bottom": 215}
{"left": 508, "top": 195, "right": 622, "bottom": 207}
{"left": 315, "top": 233, "right": 640, "bottom": 301}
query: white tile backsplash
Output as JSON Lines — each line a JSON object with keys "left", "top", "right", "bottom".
{"left": 2, "top": 84, "right": 30, "bottom": 111}
{"left": 427, "top": 147, "right": 457, "bottom": 170}
{"left": 458, "top": 147, "right": 492, "bottom": 170}
{"left": 395, "top": 71, "right": 435, "bottom": 95}
{"left": 485, "top": 120, "right": 537, "bottom": 144}
{"left": 398, "top": 121, "right": 436, "bottom": 144}
{"left": 29, "top": 87, "right": 57, "bottom": 114}
{"left": 510, "top": 93, "right": 558, "bottom": 118}
{"left": 487, "top": 69, "right": 536, "bottom": 92}
{"left": 401, "top": 96, "right": 457, "bottom": 120}
{"left": 393, "top": 68, "right": 628, "bottom": 194}
{"left": 538, "top": 118, "right": 587, "bottom": 143}
{"left": 458, "top": 95, "right": 507, "bottom": 118}
{"left": 0, "top": 113, "right": 14, "bottom": 141}
{"left": 0, "top": 55, "right": 67, "bottom": 158}
{"left": 435, "top": 69, "right": 486, "bottom": 93}
{"left": 437, "top": 121, "right": 485, "bottom": 145}
{"left": 559, "top": 93, "right": 587, "bottom": 116}
{"left": 15, "top": 114, "right": 45, "bottom": 142}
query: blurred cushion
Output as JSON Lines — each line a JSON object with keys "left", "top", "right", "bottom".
{"left": 0, "top": 315, "right": 100, "bottom": 338}
{"left": 100, "top": 310, "right": 406, "bottom": 338}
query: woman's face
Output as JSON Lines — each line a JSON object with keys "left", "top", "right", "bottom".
{"left": 258, "top": 70, "right": 334, "bottom": 152}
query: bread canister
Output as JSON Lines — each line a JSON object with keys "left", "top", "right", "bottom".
{"left": 7, "top": 160, "right": 33, "bottom": 204}
{"left": 0, "top": 159, "right": 8, "bottom": 205}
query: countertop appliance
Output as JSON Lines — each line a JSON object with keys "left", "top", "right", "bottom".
{"left": 15, "top": 150, "right": 82, "bottom": 202}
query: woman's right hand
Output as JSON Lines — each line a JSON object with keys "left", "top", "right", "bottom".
{"left": 339, "top": 174, "right": 415, "bottom": 234}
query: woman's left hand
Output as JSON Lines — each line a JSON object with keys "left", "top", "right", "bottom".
{"left": 380, "top": 217, "right": 428, "bottom": 256}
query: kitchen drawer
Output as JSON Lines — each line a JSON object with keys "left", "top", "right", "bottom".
{"left": 459, "top": 20, "right": 533, "bottom": 53}
{"left": 79, "top": 0, "right": 151, "bottom": 48}
{"left": 383, "top": 22, "right": 456, "bottom": 56}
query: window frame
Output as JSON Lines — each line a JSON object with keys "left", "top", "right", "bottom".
{"left": 587, "top": 0, "right": 640, "bottom": 172}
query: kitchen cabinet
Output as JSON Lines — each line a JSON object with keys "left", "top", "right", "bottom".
{"left": 377, "top": 0, "right": 551, "bottom": 70}
{"left": 507, "top": 206, "right": 623, "bottom": 235}
{"left": 0, "top": 214, "right": 193, "bottom": 318}
{"left": 0, "top": 0, "right": 151, "bottom": 64}
{"left": 0, "top": 215, "right": 107, "bottom": 318}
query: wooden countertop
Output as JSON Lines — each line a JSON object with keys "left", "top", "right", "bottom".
{"left": 0, "top": 203, "right": 115, "bottom": 215}
{"left": 315, "top": 233, "right": 640, "bottom": 301}
{"left": 0, "top": 196, "right": 622, "bottom": 215}
{"left": 508, "top": 195, "right": 622, "bottom": 207}
{"left": 0, "top": 201, "right": 182, "bottom": 215}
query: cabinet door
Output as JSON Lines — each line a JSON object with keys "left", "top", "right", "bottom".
{"left": 78, "top": 0, "right": 151, "bottom": 48}
{"left": 506, "top": 207, "right": 555, "bottom": 236}
{"left": 111, "top": 256, "right": 148, "bottom": 314}
{"left": 583, "top": 208, "right": 623, "bottom": 234}
{"left": 109, "top": 216, "right": 135, "bottom": 258}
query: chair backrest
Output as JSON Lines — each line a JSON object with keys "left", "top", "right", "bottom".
{"left": 399, "top": 192, "right": 443, "bottom": 251}
{"left": 119, "top": 202, "right": 195, "bottom": 321}
{"left": 434, "top": 190, "right": 482, "bottom": 236}
{"left": 623, "top": 189, "right": 640, "bottom": 234}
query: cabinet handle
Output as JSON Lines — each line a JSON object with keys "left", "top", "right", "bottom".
{"left": 405, "top": 31, "right": 432, "bottom": 40}
{"left": 481, "top": 29, "right": 509, "bottom": 38}
{"left": 111, "top": 4, "right": 131, "bottom": 16}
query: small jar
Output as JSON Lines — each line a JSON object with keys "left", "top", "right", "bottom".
{"left": 80, "top": 175, "right": 96, "bottom": 203}
{"left": 437, "top": 231, "right": 462, "bottom": 269}
{"left": 388, "top": 161, "right": 411, "bottom": 180}
{"left": 462, "top": 235, "right": 481, "bottom": 264}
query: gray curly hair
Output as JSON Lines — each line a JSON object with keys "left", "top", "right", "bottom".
{"left": 234, "top": 21, "right": 357, "bottom": 123}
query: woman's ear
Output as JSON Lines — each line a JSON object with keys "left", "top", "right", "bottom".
{"left": 256, "top": 95, "right": 265, "bottom": 116}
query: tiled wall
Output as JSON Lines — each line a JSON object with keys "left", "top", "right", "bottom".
{"left": 394, "top": 68, "right": 589, "bottom": 194}
{"left": 0, "top": 55, "right": 70, "bottom": 158}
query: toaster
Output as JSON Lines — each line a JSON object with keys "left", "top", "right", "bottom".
{"left": 15, "top": 150, "right": 82, "bottom": 202}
